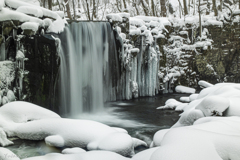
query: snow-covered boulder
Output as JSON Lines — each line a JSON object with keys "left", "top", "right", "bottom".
{"left": 0, "top": 101, "right": 60, "bottom": 126}
{"left": 22, "top": 151, "right": 130, "bottom": 160}
{"left": 5, "top": 118, "right": 146, "bottom": 157}
{"left": 0, "top": 147, "right": 20, "bottom": 160}
{"left": 170, "top": 83, "right": 240, "bottom": 127}
{"left": 62, "top": 147, "right": 86, "bottom": 154}
{"left": 198, "top": 80, "right": 213, "bottom": 88}
{"left": 175, "top": 85, "right": 196, "bottom": 94}
{"left": 157, "top": 99, "right": 184, "bottom": 110}
{"left": 142, "top": 117, "right": 240, "bottom": 160}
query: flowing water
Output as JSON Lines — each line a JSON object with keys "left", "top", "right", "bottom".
{"left": 58, "top": 21, "right": 119, "bottom": 115}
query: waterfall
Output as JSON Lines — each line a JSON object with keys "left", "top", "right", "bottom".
{"left": 58, "top": 22, "right": 119, "bottom": 115}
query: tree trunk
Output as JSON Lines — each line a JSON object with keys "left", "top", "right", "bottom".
{"left": 72, "top": 0, "right": 77, "bottom": 20}
{"left": 219, "top": 0, "right": 223, "bottom": 11}
{"left": 212, "top": 0, "right": 218, "bottom": 16}
{"left": 48, "top": 0, "right": 52, "bottom": 10}
{"left": 151, "top": 0, "right": 156, "bottom": 16}
{"left": 198, "top": 0, "right": 202, "bottom": 37}
{"left": 65, "top": 0, "right": 72, "bottom": 20}
{"left": 123, "top": 0, "right": 127, "bottom": 9}
{"left": 86, "top": 0, "right": 91, "bottom": 20}
{"left": 141, "top": 0, "right": 149, "bottom": 16}
{"left": 160, "top": 0, "right": 167, "bottom": 17}
{"left": 183, "top": 0, "right": 188, "bottom": 15}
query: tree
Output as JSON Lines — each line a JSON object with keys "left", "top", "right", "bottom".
{"left": 212, "top": 0, "right": 218, "bottom": 16}
{"left": 161, "top": 0, "right": 167, "bottom": 17}
{"left": 183, "top": 0, "right": 188, "bottom": 15}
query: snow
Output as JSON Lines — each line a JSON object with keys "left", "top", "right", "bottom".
{"left": 157, "top": 99, "right": 183, "bottom": 110}
{"left": 129, "top": 17, "right": 145, "bottom": 27}
{"left": 198, "top": 80, "right": 213, "bottom": 88}
{"left": 1, "top": 0, "right": 66, "bottom": 33}
{"left": 180, "top": 97, "right": 190, "bottom": 102}
{"left": 117, "top": 12, "right": 130, "bottom": 18}
{"left": 132, "top": 147, "right": 159, "bottom": 160}
{"left": 22, "top": 151, "right": 130, "bottom": 160}
{"left": 147, "top": 116, "right": 240, "bottom": 160}
{"left": 106, "top": 14, "right": 122, "bottom": 22}
{"left": 0, "top": 147, "right": 20, "bottom": 160}
{"left": 21, "top": 22, "right": 39, "bottom": 32}
{"left": 18, "top": 0, "right": 40, "bottom": 6}
{"left": 134, "top": 16, "right": 159, "bottom": 22}
{"left": 175, "top": 85, "right": 196, "bottom": 94}
{"left": 2, "top": 108, "right": 146, "bottom": 156}
{"left": 16, "top": 51, "right": 25, "bottom": 60}
{"left": 189, "top": 94, "right": 199, "bottom": 101}
{"left": 129, "top": 29, "right": 141, "bottom": 36}
{"left": 16, "top": 6, "right": 43, "bottom": 17}
{"left": 165, "top": 83, "right": 240, "bottom": 128}
{"left": 0, "top": 0, "right": 4, "bottom": 11}
{"left": 0, "top": 8, "right": 43, "bottom": 25}
{"left": 46, "top": 16, "right": 66, "bottom": 33}
{"left": 62, "top": 148, "right": 86, "bottom": 154}
{"left": 55, "top": 11, "right": 65, "bottom": 19}
{"left": 203, "top": 20, "right": 223, "bottom": 27}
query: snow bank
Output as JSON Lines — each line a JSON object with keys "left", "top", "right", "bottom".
{"left": 175, "top": 85, "right": 196, "bottom": 94}
{"left": 22, "top": 151, "right": 130, "bottom": 160}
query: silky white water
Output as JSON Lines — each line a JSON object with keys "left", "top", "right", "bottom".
{"left": 58, "top": 22, "right": 118, "bottom": 115}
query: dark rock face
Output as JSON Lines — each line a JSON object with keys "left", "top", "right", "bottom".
{"left": 21, "top": 35, "right": 60, "bottom": 111}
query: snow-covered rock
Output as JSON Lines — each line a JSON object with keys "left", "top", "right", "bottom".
{"left": 62, "top": 148, "right": 86, "bottom": 154}
{"left": 145, "top": 117, "right": 240, "bottom": 160}
{"left": 106, "top": 14, "right": 122, "bottom": 22}
{"left": 170, "top": 83, "right": 240, "bottom": 127}
{"left": 0, "top": 147, "right": 20, "bottom": 160}
{"left": 22, "top": 151, "right": 130, "bottom": 160}
{"left": 198, "top": 80, "right": 213, "bottom": 88}
{"left": 21, "top": 22, "right": 39, "bottom": 32}
{"left": 157, "top": 99, "right": 183, "bottom": 110}
{"left": 5, "top": 118, "right": 146, "bottom": 156}
{"left": 175, "top": 85, "right": 196, "bottom": 94}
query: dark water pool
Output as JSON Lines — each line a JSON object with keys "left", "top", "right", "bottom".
{"left": 5, "top": 93, "right": 186, "bottom": 158}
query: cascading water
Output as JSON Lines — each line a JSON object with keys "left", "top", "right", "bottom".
{"left": 58, "top": 22, "right": 119, "bottom": 115}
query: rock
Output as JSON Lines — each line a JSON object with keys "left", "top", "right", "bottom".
{"left": 7, "top": 90, "right": 15, "bottom": 102}
{"left": 2, "top": 96, "right": 8, "bottom": 105}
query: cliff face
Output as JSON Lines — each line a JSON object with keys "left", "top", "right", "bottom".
{"left": 110, "top": 15, "right": 240, "bottom": 93}
{"left": 0, "top": 22, "right": 60, "bottom": 109}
